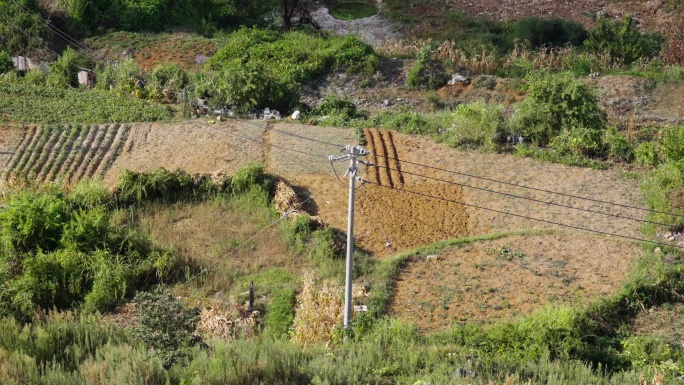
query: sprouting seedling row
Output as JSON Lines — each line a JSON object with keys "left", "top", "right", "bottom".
{"left": 88, "top": 123, "right": 121, "bottom": 179}
{"left": 19, "top": 127, "right": 51, "bottom": 176}
{"left": 72, "top": 125, "right": 108, "bottom": 183}
{"left": 65, "top": 125, "right": 100, "bottom": 184}
{"left": 60, "top": 125, "right": 96, "bottom": 184}
{"left": 99, "top": 124, "right": 131, "bottom": 179}
{"left": 37, "top": 126, "right": 71, "bottom": 182}
{"left": 12, "top": 127, "right": 44, "bottom": 177}
{"left": 30, "top": 127, "right": 67, "bottom": 179}
{"left": 45, "top": 125, "right": 83, "bottom": 183}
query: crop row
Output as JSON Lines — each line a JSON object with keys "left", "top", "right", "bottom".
{"left": 4, "top": 124, "right": 132, "bottom": 184}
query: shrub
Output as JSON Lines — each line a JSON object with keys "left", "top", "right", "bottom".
{"left": 443, "top": 102, "right": 507, "bottom": 151}
{"left": 0, "top": 190, "right": 69, "bottom": 254}
{"left": 147, "top": 63, "right": 189, "bottom": 103}
{"left": 642, "top": 160, "right": 684, "bottom": 228}
{"left": 604, "top": 127, "right": 635, "bottom": 162}
{"left": 94, "top": 58, "right": 144, "bottom": 97}
{"left": 46, "top": 48, "right": 95, "bottom": 89}
{"left": 202, "top": 28, "right": 378, "bottom": 112}
{"left": 370, "top": 106, "right": 441, "bottom": 135}
{"left": 511, "top": 71, "right": 607, "bottom": 156}
{"left": 661, "top": 125, "right": 684, "bottom": 163}
{"left": 0, "top": 51, "right": 12, "bottom": 75}
{"left": 406, "top": 59, "right": 448, "bottom": 90}
{"left": 115, "top": 168, "right": 196, "bottom": 206}
{"left": 231, "top": 162, "right": 265, "bottom": 193}
{"left": 636, "top": 141, "right": 660, "bottom": 166}
{"left": 133, "top": 288, "right": 200, "bottom": 368}
{"left": 264, "top": 289, "right": 296, "bottom": 339}
{"left": 586, "top": 16, "right": 664, "bottom": 65}
{"left": 512, "top": 17, "right": 587, "bottom": 48}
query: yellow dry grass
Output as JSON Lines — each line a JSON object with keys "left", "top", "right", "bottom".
{"left": 292, "top": 271, "right": 343, "bottom": 347}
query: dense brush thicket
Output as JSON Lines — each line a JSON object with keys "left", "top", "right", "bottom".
{"left": 0, "top": 165, "right": 272, "bottom": 321}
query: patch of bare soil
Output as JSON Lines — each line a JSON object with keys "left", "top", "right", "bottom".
{"left": 632, "top": 304, "right": 684, "bottom": 342}
{"left": 416, "top": 0, "right": 676, "bottom": 33}
{"left": 103, "top": 121, "right": 264, "bottom": 185}
{"left": 389, "top": 131, "right": 646, "bottom": 239}
{"left": 390, "top": 232, "right": 642, "bottom": 332}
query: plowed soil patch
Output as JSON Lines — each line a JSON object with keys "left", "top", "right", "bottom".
{"left": 285, "top": 173, "right": 469, "bottom": 256}
{"left": 390, "top": 233, "right": 641, "bottom": 332}
{"left": 104, "top": 121, "right": 264, "bottom": 185}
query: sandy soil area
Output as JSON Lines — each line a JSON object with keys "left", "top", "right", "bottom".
{"left": 390, "top": 232, "right": 642, "bottom": 331}
{"left": 103, "top": 121, "right": 264, "bottom": 185}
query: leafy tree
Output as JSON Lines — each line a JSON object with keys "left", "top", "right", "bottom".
{"left": 585, "top": 16, "right": 663, "bottom": 64}
{"left": 512, "top": 17, "right": 587, "bottom": 48}
{"left": 0, "top": 0, "right": 50, "bottom": 54}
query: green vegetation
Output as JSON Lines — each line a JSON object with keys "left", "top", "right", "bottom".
{"left": 585, "top": 16, "right": 664, "bottom": 65}
{"left": 406, "top": 47, "right": 449, "bottom": 90}
{"left": 0, "top": 0, "right": 50, "bottom": 54}
{"left": 58, "top": 0, "right": 277, "bottom": 36}
{"left": 511, "top": 71, "right": 607, "bottom": 156}
{"left": 0, "top": 83, "right": 170, "bottom": 124}
{"left": 198, "top": 28, "right": 378, "bottom": 112}
{"left": 329, "top": 2, "right": 378, "bottom": 21}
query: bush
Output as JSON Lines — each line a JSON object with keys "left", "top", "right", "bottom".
{"left": 642, "top": 160, "right": 684, "bottom": 228}
{"left": 512, "top": 17, "right": 587, "bottom": 48}
{"left": 115, "top": 168, "right": 196, "bottom": 206}
{"left": 586, "top": 16, "right": 664, "bottom": 65}
{"left": 133, "top": 288, "right": 200, "bottom": 368}
{"left": 146, "top": 63, "right": 189, "bottom": 103}
{"left": 264, "top": 289, "right": 296, "bottom": 339}
{"left": 46, "top": 48, "right": 95, "bottom": 89}
{"left": 511, "top": 71, "right": 607, "bottom": 156}
{"left": 0, "top": 190, "right": 69, "bottom": 254}
{"left": 201, "top": 28, "right": 378, "bottom": 112}
{"left": 604, "top": 127, "right": 635, "bottom": 162}
{"left": 443, "top": 102, "right": 507, "bottom": 151}
{"left": 406, "top": 48, "right": 449, "bottom": 91}
{"left": 661, "top": 125, "right": 684, "bottom": 163}
{"left": 231, "top": 162, "right": 266, "bottom": 193}
{"left": 0, "top": 51, "right": 12, "bottom": 75}
{"left": 636, "top": 141, "right": 660, "bottom": 166}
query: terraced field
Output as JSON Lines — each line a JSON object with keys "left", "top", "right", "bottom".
{"left": 4, "top": 124, "right": 131, "bottom": 183}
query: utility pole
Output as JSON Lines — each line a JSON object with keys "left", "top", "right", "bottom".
{"left": 329, "top": 145, "right": 370, "bottom": 329}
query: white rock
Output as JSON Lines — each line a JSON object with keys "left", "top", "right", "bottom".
{"left": 291, "top": 110, "right": 301, "bottom": 119}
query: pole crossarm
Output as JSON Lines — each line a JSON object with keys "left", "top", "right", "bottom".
{"left": 329, "top": 144, "right": 370, "bottom": 329}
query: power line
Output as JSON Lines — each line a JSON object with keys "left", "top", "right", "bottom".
{"left": 233, "top": 120, "right": 673, "bottom": 227}
{"left": 362, "top": 179, "right": 682, "bottom": 250}
{"left": 198, "top": 119, "right": 678, "bottom": 249}
{"left": 180, "top": 196, "right": 314, "bottom": 287}
{"left": 10, "top": 0, "right": 94, "bottom": 54}
{"left": 198, "top": 120, "right": 329, "bottom": 160}
{"left": 248, "top": 122, "right": 683, "bottom": 219}
{"left": 368, "top": 162, "right": 671, "bottom": 228}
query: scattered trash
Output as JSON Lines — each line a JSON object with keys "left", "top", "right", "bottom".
{"left": 506, "top": 133, "right": 525, "bottom": 144}
{"left": 291, "top": 110, "right": 301, "bottom": 119}
{"left": 448, "top": 73, "right": 468, "bottom": 85}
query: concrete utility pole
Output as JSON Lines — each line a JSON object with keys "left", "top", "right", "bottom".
{"left": 329, "top": 145, "right": 370, "bottom": 329}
